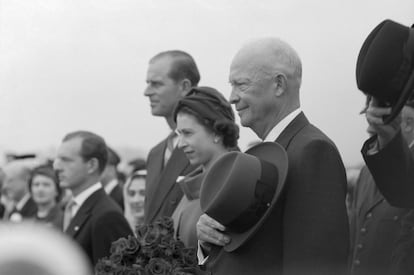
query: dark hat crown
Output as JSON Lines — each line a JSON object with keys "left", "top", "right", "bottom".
{"left": 356, "top": 19, "right": 414, "bottom": 122}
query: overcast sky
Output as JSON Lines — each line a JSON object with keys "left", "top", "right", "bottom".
{"left": 0, "top": 0, "right": 413, "bottom": 166}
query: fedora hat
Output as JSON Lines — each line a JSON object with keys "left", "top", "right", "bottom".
{"left": 356, "top": 19, "right": 414, "bottom": 123}
{"left": 200, "top": 142, "right": 288, "bottom": 252}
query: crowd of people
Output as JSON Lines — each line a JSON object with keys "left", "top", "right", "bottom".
{"left": 0, "top": 18, "right": 413, "bottom": 275}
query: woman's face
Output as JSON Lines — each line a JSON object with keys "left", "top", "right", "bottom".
{"left": 31, "top": 174, "right": 58, "bottom": 205}
{"left": 176, "top": 113, "right": 218, "bottom": 167}
{"left": 127, "top": 177, "right": 145, "bottom": 214}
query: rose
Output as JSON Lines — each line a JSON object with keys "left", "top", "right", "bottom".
{"left": 136, "top": 224, "right": 151, "bottom": 240}
{"left": 109, "top": 252, "right": 123, "bottom": 265}
{"left": 145, "top": 257, "right": 173, "bottom": 275}
{"left": 181, "top": 248, "right": 198, "bottom": 267}
{"left": 154, "top": 216, "right": 174, "bottom": 237}
{"left": 110, "top": 237, "right": 129, "bottom": 254}
{"left": 125, "top": 235, "right": 140, "bottom": 255}
{"left": 140, "top": 226, "right": 161, "bottom": 253}
{"left": 95, "top": 257, "right": 116, "bottom": 274}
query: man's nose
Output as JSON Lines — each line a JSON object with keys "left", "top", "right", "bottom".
{"left": 229, "top": 87, "right": 240, "bottom": 104}
{"left": 144, "top": 85, "right": 153, "bottom": 96}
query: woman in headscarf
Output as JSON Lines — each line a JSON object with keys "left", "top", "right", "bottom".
{"left": 172, "top": 86, "right": 239, "bottom": 248}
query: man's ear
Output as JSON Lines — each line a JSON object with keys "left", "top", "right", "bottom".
{"left": 180, "top": 79, "right": 193, "bottom": 96}
{"left": 87, "top": 158, "right": 100, "bottom": 174}
{"left": 274, "top": 73, "right": 287, "bottom": 97}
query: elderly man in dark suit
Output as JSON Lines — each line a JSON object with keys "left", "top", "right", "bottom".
{"left": 53, "top": 131, "right": 132, "bottom": 266}
{"left": 143, "top": 50, "right": 200, "bottom": 224}
{"left": 197, "top": 37, "right": 349, "bottom": 275}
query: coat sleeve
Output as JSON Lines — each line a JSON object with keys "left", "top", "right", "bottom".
{"left": 283, "top": 139, "right": 349, "bottom": 275}
{"left": 362, "top": 131, "right": 414, "bottom": 208}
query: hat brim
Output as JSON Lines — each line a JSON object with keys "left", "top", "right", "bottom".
{"left": 224, "top": 142, "right": 288, "bottom": 252}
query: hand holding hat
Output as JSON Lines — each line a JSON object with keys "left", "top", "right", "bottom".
{"left": 365, "top": 97, "right": 402, "bottom": 148}
{"left": 199, "top": 142, "right": 288, "bottom": 252}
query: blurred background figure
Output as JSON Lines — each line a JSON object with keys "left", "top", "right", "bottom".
{"left": 0, "top": 222, "right": 91, "bottom": 275}
{"left": 29, "top": 164, "right": 63, "bottom": 228}
{"left": 101, "top": 146, "right": 124, "bottom": 210}
{"left": 123, "top": 169, "right": 146, "bottom": 231}
{"left": 2, "top": 161, "right": 37, "bottom": 222}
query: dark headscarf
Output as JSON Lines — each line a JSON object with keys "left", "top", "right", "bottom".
{"left": 174, "top": 86, "right": 234, "bottom": 122}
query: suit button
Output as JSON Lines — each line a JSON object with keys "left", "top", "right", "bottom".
{"left": 366, "top": 212, "right": 372, "bottom": 219}
{"left": 357, "top": 244, "right": 363, "bottom": 250}
{"left": 360, "top": 227, "right": 367, "bottom": 234}
{"left": 354, "top": 259, "right": 361, "bottom": 266}
{"left": 170, "top": 199, "right": 177, "bottom": 205}
{"left": 393, "top": 215, "right": 399, "bottom": 221}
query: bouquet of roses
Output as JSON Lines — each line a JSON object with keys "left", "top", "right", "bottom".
{"left": 95, "top": 216, "right": 201, "bottom": 275}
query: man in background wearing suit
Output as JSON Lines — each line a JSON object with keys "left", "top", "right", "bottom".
{"left": 197, "top": 37, "right": 349, "bottom": 275}
{"left": 101, "top": 146, "right": 124, "bottom": 210}
{"left": 143, "top": 50, "right": 200, "bottom": 224}
{"left": 2, "top": 161, "right": 37, "bottom": 221}
{"left": 53, "top": 131, "right": 132, "bottom": 266}
{"left": 349, "top": 97, "right": 410, "bottom": 275}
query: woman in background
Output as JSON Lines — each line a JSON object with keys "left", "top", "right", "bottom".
{"left": 29, "top": 164, "right": 62, "bottom": 228}
{"left": 172, "top": 86, "right": 239, "bottom": 248}
{"left": 123, "top": 170, "right": 146, "bottom": 231}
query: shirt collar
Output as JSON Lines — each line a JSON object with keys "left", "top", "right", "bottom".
{"left": 15, "top": 193, "right": 31, "bottom": 211}
{"left": 104, "top": 179, "right": 118, "bottom": 194}
{"left": 263, "top": 108, "right": 302, "bottom": 142}
{"left": 73, "top": 182, "right": 102, "bottom": 209}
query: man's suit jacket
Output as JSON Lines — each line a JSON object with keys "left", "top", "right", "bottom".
{"left": 362, "top": 132, "right": 414, "bottom": 275}
{"left": 144, "top": 137, "right": 193, "bottom": 224}
{"left": 204, "top": 112, "right": 349, "bottom": 275}
{"left": 65, "top": 188, "right": 133, "bottom": 266}
{"left": 362, "top": 132, "right": 414, "bottom": 208}
{"left": 349, "top": 166, "right": 408, "bottom": 275}
{"left": 109, "top": 183, "right": 124, "bottom": 211}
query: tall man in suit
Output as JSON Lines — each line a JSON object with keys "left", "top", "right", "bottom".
{"left": 101, "top": 146, "right": 124, "bottom": 210}
{"left": 349, "top": 97, "right": 410, "bottom": 275}
{"left": 2, "top": 161, "right": 37, "bottom": 221}
{"left": 197, "top": 37, "right": 349, "bottom": 275}
{"left": 362, "top": 98, "right": 414, "bottom": 275}
{"left": 53, "top": 131, "right": 132, "bottom": 266}
{"left": 143, "top": 50, "right": 200, "bottom": 224}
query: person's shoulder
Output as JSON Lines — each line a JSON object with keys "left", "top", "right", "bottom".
{"left": 292, "top": 123, "right": 336, "bottom": 148}
{"left": 147, "top": 137, "right": 168, "bottom": 156}
{"left": 93, "top": 191, "right": 123, "bottom": 215}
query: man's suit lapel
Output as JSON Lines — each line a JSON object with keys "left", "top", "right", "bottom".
{"left": 146, "top": 147, "right": 189, "bottom": 223}
{"left": 65, "top": 189, "right": 103, "bottom": 237}
{"left": 145, "top": 140, "right": 166, "bottom": 212}
{"left": 276, "top": 112, "right": 309, "bottom": 148}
